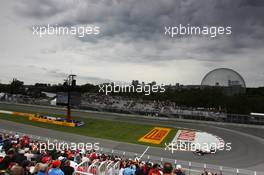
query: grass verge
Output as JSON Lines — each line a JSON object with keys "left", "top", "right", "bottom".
{"left": 0, "top": 113, "right": 177, "bottom": 147}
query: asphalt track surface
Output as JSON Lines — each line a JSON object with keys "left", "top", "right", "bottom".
{"left": 0, "top": 103, "right": 264, "bottom": 173}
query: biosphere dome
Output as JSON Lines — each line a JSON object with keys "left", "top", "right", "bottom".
{"left": 201, "top": 68, "right": 246, "bottom": 88}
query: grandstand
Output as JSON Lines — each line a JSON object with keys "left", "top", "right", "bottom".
{"left": 0, "top": 92, "right": 227, "bottom": 122}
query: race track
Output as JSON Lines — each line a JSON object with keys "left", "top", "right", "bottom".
{"left": 0, "top": 102, "right": 264, "bottom": 173}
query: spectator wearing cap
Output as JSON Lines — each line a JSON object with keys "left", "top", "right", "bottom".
{"left": 48, "top": 160, "right": 64, "bottom": 175}
{"left": 174, "top": 165, "right": 184, "bottom": 175}
{"left": 41, "top": 155, "right": 51, "bottom": 164}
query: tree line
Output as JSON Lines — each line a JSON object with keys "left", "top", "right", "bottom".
{"left": 0, "top": 79, "right": 264, "bottom": 114}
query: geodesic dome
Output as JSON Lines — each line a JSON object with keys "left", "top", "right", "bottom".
{"left": 201, "top": 68, "right": 246, "bottom": 88}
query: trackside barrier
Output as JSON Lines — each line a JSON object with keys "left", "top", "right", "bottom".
{"left": 98, "top": 161, "right": 108, "bottom": 175}
{"left": 0, "top": 129, "right": 263, "bottom": 175}
{"left": 75, "top": 159, "right": 92, "bottom": 175}
{"left": 0, "top": 109, "right": 77, "bottom": 127}
{"left": 88, "top": 160, "right": 100, "bottom": 175}
{"left": 75, "top": 160, "right": 119, "bottom": 175}
{"left": 106, "top": 161, "right": 114, "bottom": 175}
{"left": 112, "top": 161, "right": 120, "bottom": 175}
{"left": 74, "top": 158, "right": 264, "bottom": 175}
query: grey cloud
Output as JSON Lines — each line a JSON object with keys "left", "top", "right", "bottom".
{"left": 14, "top": 0, "right": 71, "bottom": 19}
{"left": 1, "top": 0, "right": 264, "bottom": 86}
{"left": 14, "top": 0, "right": 264, "bottom": 49}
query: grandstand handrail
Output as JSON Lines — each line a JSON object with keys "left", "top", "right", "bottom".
{"left": 112, "top": 161, "right": 120, "bottom": 175}
{"left": 106, "top": 161, "right": 114, "bottom": 170}
{"left": 74, "top": 159, "right": 263, "bottom": 175}
{"left": 98, "top": 161, "right": 108, "bottom": 175}
{"left": 88, "top": 160, "right": 100, "bottom": 175}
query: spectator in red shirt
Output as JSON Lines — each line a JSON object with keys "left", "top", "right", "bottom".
{"left": 148, "top": 164, "right": 161, "bottom": 175}
{"left": 89, "top": 150, "right": 97, "bottom": 161}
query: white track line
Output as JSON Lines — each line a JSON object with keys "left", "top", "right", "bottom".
{"left": 139, "top": 146, "right": 149, "bottom": 160}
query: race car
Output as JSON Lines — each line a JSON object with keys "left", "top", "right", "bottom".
{"left": 193, "top": 147, "right": 217, "bottom": 156}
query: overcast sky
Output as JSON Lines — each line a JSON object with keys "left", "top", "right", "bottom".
{"left": 0, "top": 0, "right": 264, "bottom": 87}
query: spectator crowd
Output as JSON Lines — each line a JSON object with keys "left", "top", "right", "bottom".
{"left": 0, "top": 92, "right": 225, "bottom": 120}
{"left": 0, "top": 133, "right": 221, "bottom": 175}
{"left": 81, "top": 94, "right": 225, "bottom": 119}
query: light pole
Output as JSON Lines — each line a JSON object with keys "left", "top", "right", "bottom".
{"left": 65, "top": 74, "right": 76, "bottom": 122}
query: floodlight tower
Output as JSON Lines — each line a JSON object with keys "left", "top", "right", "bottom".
{"left": 66, "top": 74, "right": 76, "bottom": 122}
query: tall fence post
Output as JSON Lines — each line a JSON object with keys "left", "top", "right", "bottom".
{"left": 219, "top": 166, "right": 222, "bottom": 175}
{"left": 189, "top": 162, "right": 191, "bottom": 175}
{"left": 123, "top": 151, "right": 125, "bottom": 158}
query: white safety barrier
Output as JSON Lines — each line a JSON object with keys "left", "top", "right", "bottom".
{"left": 0, "top": 110, "right": 13, "bottom": 114}
{"left": 75, "top": 160, "right": 118, "bottom": 175}
{"left": 98, "top": 161, "right": 108, "bottom": 175}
